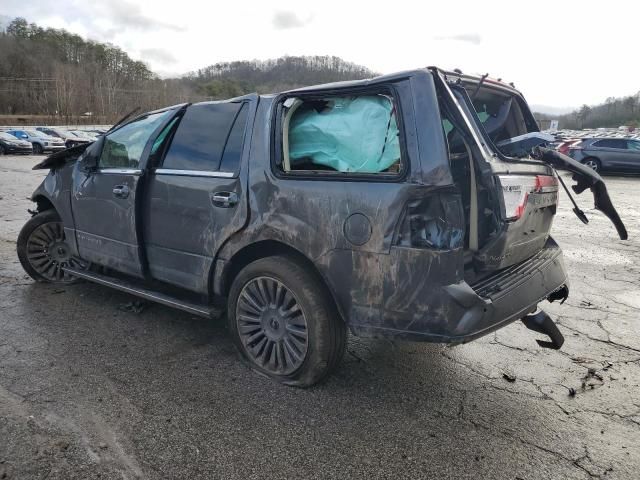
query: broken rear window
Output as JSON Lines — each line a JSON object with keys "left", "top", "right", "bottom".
{"left": 280, "top": 94, "right": 403, "bottom": 175}
{"left": 468, "top": 88, "right": 530, "bottom": 144}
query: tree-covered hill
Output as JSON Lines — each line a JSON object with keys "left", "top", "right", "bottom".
{"left": 535, "top": 94, "right": 640, "bottom": 130}
{"left": 0, "top": 17, "right": 376, "bottom": 122}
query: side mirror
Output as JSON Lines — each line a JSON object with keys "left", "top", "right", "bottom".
{"left": 79, "top": 136, "right": 104, "bottom": 172}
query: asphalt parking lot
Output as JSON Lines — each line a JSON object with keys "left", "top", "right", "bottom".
{"left": 1, "top": 154, "right": 639, "bottom": 479}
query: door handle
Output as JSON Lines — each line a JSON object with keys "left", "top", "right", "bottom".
{"left": 211, "top": 191, "right": 238, "bottom": 208}
{"left": 112, "top": 185, "right": 130, "bottom": 199}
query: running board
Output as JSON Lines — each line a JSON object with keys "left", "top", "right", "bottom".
{"left": 63, "top": 267, "right": 220, "bottom": 319}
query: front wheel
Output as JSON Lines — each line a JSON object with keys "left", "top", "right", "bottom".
{"left": 227, "top": 255, "right": 346, "bottom": 387}
{"left": 17, "top": 210, "right": 87, "bottom": 283}
{"left": 582, "top": 157, "right": 601, "bottom": 173}
{"left": 32, "top": 143, "right": 44, "bottom": 154}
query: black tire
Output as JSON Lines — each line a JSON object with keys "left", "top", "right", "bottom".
{"left": 32, "top": 143, "right": 44, "bottom": 154}
{"left": 582, "top": 157, "right": 601, "bottom": 173}
{"left": 0, "top": 144, "right": 5, "bottom": 155}
{"left": 17, "top": 210, "right": 86, "bottom": 283}
{"left": 227, "top": 255, "right": 346, "bottom": 387}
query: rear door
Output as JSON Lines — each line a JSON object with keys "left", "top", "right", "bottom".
{"left": 71, "top": 109, "right": 175, "bottom": 277}
{"left": 143, "top": 97, "right": 256, "bottom": 293}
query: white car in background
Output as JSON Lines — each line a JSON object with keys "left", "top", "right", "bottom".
{"left": 69, "top": 130, "right": 98, "bottom": 142}
{"left": 6, "top": 129, "right": 66, "bottom": 154}
{"left": 36, "top": 127, "right": 88, "bottom": 149}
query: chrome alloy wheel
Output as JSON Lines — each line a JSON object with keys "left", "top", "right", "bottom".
{"left": 26, "top": 221, "right": 86, "bottom": 283}
{"left": 235, "top": 276, "right": 309, "bottom": 375}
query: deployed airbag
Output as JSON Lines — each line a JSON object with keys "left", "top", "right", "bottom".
{"left": 288, "top": 96, "right": 400, "bottom": 173}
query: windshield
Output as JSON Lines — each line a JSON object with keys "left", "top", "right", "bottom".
{"left": 0, "top": 132, "right": 18, "bottom": 141}
{"left": 25, "top": 129, "right": 42, "bottom": 137}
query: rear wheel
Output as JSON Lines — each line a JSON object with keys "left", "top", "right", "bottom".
{"left": 17, "top": 210, "right": 87, "bottom": 283}
{"left": 227, "top": 255, "right": 346, "bottom": 387}
{"left": 32, "top": 143, "right": 44, "bottom": 154}
{"left": 582, "top": 157, "right": 601, "bottom": 172}
{"left": 0, "top": 145, "right": 5, "bottom": 155}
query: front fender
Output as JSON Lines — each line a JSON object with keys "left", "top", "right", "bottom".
{"left": 30, "top": 163, "right": 78, "bottom": 254}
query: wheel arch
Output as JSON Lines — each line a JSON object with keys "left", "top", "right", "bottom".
{"left": 214, "top": 240, "right": 346, "bottom": 323}
{"left": 32, "top": 194, "right": 55, "bottom": 214}
{"left": 581, "top": 155, "right": 602, "bottom": 167}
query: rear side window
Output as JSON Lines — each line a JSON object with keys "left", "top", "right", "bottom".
{"left": 593, "top": 139, "right": 627, "bottom": 149}
{"left": 161, "top": 102, "right": 245, "bottom": 172}
{"left": 278, "top": 93, "right": 403, "bottom": 176}
{"left": 219, "top": 104, "right": 249, "bottom": 173}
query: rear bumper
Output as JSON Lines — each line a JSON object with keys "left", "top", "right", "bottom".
{"left": 349, "top": 238, "right": 568, "bottom": 343}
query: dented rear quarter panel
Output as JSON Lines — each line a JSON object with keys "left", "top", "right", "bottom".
{"left": 217, "top": 71, "right": 471, "bottom": 335}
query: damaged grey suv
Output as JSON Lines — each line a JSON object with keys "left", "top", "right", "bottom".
{"left": 17, "top": 68, "right": 628, "bottom": 386}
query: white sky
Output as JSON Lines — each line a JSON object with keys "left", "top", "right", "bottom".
{"left": 3, "top": 0, "right": 640, "bottom": 111}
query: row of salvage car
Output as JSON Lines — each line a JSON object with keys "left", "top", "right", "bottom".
{"left": 0, "top": 126, "right": 107, "bottom": 155}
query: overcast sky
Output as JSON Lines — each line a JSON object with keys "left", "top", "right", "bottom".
{"left": 3, "top": 0, "right": 639, "bottom": 111}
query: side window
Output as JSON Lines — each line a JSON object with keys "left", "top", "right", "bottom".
{"left": 99, "top": 111, "right": 170, "bottom": 169}
{"left": 628, "top": 141, "right": 640, "bottom": 151}
{"left": 219, "top": 104, "right": 249, "bottom": 173}
{"left": 161, "top": 102, "right": 242, "bottom": 172}
{"left": 280, "top": 94, "right": 403, "bottom": 175}
{"left": 593, "top": 139, "right": 627, "bottom": 149}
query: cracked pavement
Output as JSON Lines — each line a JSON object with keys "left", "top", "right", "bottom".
{"left": 1, "top": 155, "right": 639, "bottom": 479}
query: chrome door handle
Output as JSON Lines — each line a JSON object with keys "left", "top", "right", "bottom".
{"left": 211, "top": 191, "right": 238, "bottom": 208}
{"left": 112, "top": 185, "right": 130, "bottom": 199}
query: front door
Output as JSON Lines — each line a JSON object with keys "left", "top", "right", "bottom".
{"left": 142, "top": 97, "right": 256, "bottom": 293}
{"left": 621, "top": 140, "right": 640, "bottom": 172}
{"left": 71, "top": 109, "right": 176, "bottom": 277}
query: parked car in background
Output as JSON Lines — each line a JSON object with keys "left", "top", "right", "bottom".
{"left": 0, "top": 131, "right": 33, "bottom": 155}
{"left": 568, "top": 138, "right": 640, "bottom": 173}
{"left": 69, "top": 130, "right": 98, "bottom": 141}
{"left": 557, "top": 139, "right": 582, "bottom": 156}
{"left": 37, "top": 127, "right": 89, "bottom": 149}
{"left": 6, "top": 129, "right": 66, "bottom": 154}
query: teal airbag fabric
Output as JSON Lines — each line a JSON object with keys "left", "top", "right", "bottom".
{"left": 289, "top": 96, "right": 400, "bottom": 173}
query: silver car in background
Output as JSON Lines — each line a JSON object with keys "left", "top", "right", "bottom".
{"left": 568, "top": 137, "right": 640, "bottom": 173}
{"left": 36, "top": 127, "right": 89, "bottom": 149}
{"left": 6, "top": 129, "right": 66, "bottom": 154}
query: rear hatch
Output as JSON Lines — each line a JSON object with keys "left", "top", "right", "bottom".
{"left": 432, "top": 69, "right": 627, "bottom": 278}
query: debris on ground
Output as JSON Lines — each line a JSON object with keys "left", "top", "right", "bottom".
{"left": 502, "top": 372, "right": 516, "bottom": 383}
{"left": 117, "top": 300, "right": 147, "bottom": 314}
{"left": 582, "top": 367, "right": 605, "bottom": 390}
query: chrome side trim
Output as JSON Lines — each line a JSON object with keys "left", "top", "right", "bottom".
{"left": 155, "top": 169, "right": 235, "bottom": 178}
{"left": 99, "top": 168, "right": 142, "bottom": 175}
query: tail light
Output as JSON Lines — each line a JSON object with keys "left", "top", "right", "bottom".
{"left": 396, "top": 192, "right": 464, "bottom": 249}
{"left": 498, "top": 175, "right": 558, "bottom": 220}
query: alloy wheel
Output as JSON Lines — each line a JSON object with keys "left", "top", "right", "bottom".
{"left": 26, "top": 221, "right": 86, "bottom": 283}
{"left": 584, "top": 159, "right": 599, "bottom": 172}
{"left": 235, "top": 276, "right": 309, "bottom": 375}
